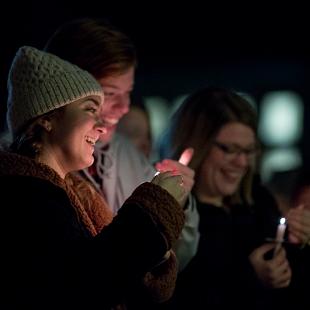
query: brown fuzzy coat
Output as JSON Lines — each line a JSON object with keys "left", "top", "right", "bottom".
{"left": 0, "top": 151, "right": 183, "bottom": 308}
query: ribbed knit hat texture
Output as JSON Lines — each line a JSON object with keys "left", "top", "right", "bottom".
{"left": 7, "top": 46, "right": 104, "bottom": 136}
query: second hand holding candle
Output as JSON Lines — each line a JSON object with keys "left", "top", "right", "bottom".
{"left": 154, "top": 148, "right": 194, "bottom": 177}
{"left": 154, "top": 148, "right": 194, "bottom": 208}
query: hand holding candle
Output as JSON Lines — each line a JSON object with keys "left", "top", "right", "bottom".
{"left": 154, "top": 148, "right": 195, "bottom": 208}
{"left": 154, "top": 148, "right": 194, "bottom": 176}
{"left": 287, "top": 203, "right": 310, "bottom": 246}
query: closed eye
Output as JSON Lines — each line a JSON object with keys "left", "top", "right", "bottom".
{"left": 88, "top": 107, "right": 99, "bottom": 113}
{"left": 214, "top": 141, "right": 257, "bottom": 156}
{"left": 104, "top": 92, "right": 115, "bottom": 97}
{"left": 83, "top": 99, "right": 101, "bottom": 114}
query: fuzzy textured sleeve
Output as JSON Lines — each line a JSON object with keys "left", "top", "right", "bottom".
{"left": 124, "top": 182, "right": 185, "bottom": 248}
{"left": 117, "top": 182, "right": 185, "bottom": 307}
{"left": 142, "top": 250, "right": 178, "bottom": 302}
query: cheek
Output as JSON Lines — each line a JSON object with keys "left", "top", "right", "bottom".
{"left": 199, "top": 161, "right": 217, "bottom": 186}
{"left": 211, "top": 161, "right": 236, "bottom": 188}
{"left": 102, "top": 97, "right": 114, "bottom": 109}
{"left": 204, "top": 153, "right": 223, "bottom": 177}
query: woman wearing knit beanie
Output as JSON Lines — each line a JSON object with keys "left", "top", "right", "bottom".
{"left": 44, "top": 19, "right": 199, "bottom": 309}
{"left": 0, "top": 46, "right": 185, "bottom": 309}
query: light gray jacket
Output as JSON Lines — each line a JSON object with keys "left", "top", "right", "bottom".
{"left": 82, "top": 133, "right": 199, "bottom": 270}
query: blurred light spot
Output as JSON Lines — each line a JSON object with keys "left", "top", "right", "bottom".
{"left": 258, "top": 91, "right": 303, "bottom": 146}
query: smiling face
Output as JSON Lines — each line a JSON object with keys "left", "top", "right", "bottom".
{"left": 40, "top": 95, "right": 105, "bottom": 178}
{"left": 97, "top": 66, "right": 135, "bottom": 143}
{"left": 195, "top": 122, "right": 256, "bottom": 206}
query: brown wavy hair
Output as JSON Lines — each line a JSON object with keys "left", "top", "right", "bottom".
{"left": 44, "top": 17, "right": 137, "bottom": 79}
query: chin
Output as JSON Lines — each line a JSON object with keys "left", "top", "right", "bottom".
{"left": 83, "top": 157, "right": 95, "bottom": 169}
{"left": 223, "top": 185, "right": 239, "bottom": 196}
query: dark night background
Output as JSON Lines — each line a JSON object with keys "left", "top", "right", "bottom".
{"left": 0, "top": 2, "right": 309, "bottom": 169}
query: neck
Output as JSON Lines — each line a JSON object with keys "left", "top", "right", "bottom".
{"left": 195, "top": 192, "right": 223, "bottom": 207}
{"left": 36, "top": 149, "right": 67, "bottom": 179}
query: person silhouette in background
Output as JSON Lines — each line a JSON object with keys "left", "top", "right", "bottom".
{"left": 158, "top": 86, "right": 310, "bottom": 309}
{"left": 0, "top": 46, "right": 186, "bottom": 310}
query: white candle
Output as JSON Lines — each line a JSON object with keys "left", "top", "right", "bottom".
{"left": 275, "top": 217, "right": 286, "bottom": 242}
{"left": 273, "top": 217, "right": 286, "bottom": 257}
{"left": 178, "top": 148, "right": 193, "bottom": 166}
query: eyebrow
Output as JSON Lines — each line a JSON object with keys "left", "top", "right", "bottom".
{"left": 102, "top": 83, "right": 119, "bottom": 89}
{"left": 217, "top": 141, "right": 256, "bottom": 149}
{"left": 82, "top": 97, "right": 102, "bottom": 107}
{"left": 101, "top": 83, "right": 134, "bottom": 91}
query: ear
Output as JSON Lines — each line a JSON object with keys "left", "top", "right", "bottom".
{"left": 38, "top": 117, "right": 52, "bottom": 132}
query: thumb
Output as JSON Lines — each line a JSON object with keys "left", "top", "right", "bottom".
{"left": 255, "top": 243, "right": 276, "bottom": 257}
{"left": 295, "top": 203, "right": 305, "bottom": 211}
{"left": 287, "top": 203, "right": 304, "bottom": 218}
{"left": 288, "top": 232, "right": 300, "bottom": 244}
{"left": 178, "top": 147, "right": 194, "bottom": 166}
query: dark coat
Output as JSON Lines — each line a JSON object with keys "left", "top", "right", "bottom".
{"left": 0, "top": 151, "right": 184, "bottom": 309}
{"left": 162, "top": 184, "right": 310, "bottom": 310}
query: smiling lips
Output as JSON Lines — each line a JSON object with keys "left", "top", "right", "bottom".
{"left": 98, "top": 117, "right": 120, "bottom": 136}
{"left": 221, "top": 169, "right": 244, "bottom": 184}
{"left": 85, "top": 136, "right": 97, "bottom": 146}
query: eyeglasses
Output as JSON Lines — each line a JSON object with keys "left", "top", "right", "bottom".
{"left": 213, "top": 141, "right": 257, "bottom": 159}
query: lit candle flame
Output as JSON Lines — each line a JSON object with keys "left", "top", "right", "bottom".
{"left": 274, "top": 217, "right": 287, "bottom": 257}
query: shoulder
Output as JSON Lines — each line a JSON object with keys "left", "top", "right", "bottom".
{"left": 2, "top": 174, "right": 69, "bottom": 208}
{"left": 111, "top": 133, "right": 155, "bottom": 173}
{"left": 0, "top": 174, "right": 76, "bottom": 230}
{"left": 112, "top": 133, "right": 142, "bottom": 153}
{"left": 95, "top": 133, "right": 146, "bottom": 160}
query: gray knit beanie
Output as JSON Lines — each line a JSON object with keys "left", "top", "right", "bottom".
{"left": 7, "top": 46, "right": 104, "bottom": 137}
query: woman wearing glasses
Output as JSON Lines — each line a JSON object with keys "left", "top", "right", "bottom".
{"left": 158, "top": 86, "right": 308, "bottom": 309}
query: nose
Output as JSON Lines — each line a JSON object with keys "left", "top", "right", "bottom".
{"left": 95, "top": 118, "right": 108, "bottom": 134}
{"left": 233, "top": 152, "right": 250, "bottom": 168}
